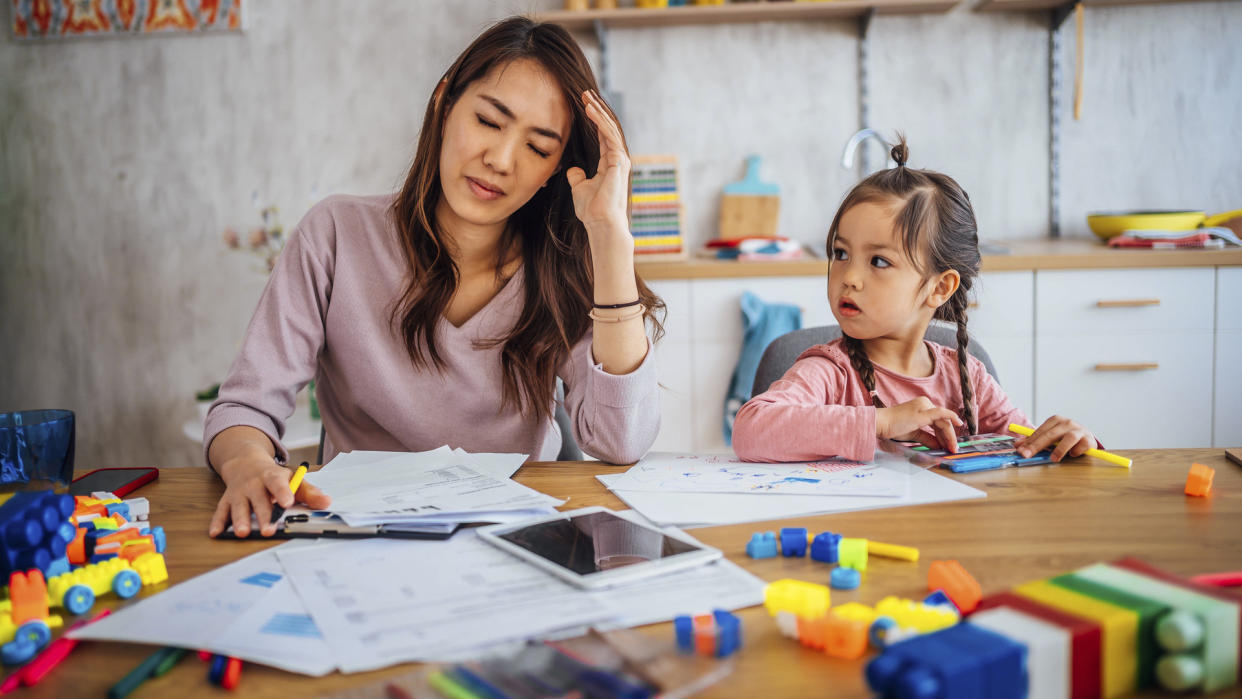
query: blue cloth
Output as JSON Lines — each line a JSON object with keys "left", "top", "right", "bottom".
{"left": 723, "top": 291, "right": 801, "bottom": 445}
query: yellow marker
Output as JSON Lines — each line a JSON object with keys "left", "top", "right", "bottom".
{"left": 287, "top": 463, "right": 308, "bottom": 495}
{"left": 1008, "top": 423, "right": 1132, "bottom": 469}
{"left": 868, "top": 540, "right": 920, "bottom": 562}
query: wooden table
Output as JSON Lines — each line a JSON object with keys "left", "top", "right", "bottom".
{"left": 30, "top": 449, "right": 1242, "bottom": 698}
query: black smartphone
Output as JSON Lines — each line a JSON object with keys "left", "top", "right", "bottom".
{"left": 68, "top": 467, "right": 159, "bottom": 497}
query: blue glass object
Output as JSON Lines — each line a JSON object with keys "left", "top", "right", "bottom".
{"left": 0, "top": 410, "right": 76, "bottom": 485}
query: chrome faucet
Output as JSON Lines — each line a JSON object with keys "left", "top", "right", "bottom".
{"left": 841, "top": 128, "right": 893, "bottom": 175}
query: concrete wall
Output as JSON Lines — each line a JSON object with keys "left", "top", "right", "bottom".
{"left": 2, "top": 0, "right": 1238, "bottom": 468}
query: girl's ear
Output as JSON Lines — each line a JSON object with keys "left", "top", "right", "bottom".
{"left": 926, "top": 269, "right": 961, "bottom": 309}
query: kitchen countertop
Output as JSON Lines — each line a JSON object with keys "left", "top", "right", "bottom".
{"left": 635, "top": 237, "right": 1242, "bottom": 279}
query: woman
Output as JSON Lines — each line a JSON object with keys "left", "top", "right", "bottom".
{"left": 206, "top": 17, "right": 663, "bottom": 538}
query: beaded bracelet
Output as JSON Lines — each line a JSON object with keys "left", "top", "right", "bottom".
{"left": 588, "top": 305, "right": 646, "bottom": 323}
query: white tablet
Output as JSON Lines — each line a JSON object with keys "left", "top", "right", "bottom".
{"left": 477, "top": 507, "right": 722, "bottom": 589}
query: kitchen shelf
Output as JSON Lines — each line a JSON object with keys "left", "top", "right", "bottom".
{"left": 534, "top": 0, "right": 958, "bottom": 30}
{"left": 976, "top": 0, "right": 1231, "bottom": 10}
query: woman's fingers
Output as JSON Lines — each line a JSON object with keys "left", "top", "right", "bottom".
{"left": 229, "top": 497, "right": 253, "bottom": 538}
{"left": 263, "top": 468, "right": 295, "bottom": 508}
{"left": 565, "top": 166, "right": 587, "bottom": 189}
{"left": 933, "top": 417, "right": 959, "bottom": 454}
{"left": 297, "top": 481, "right": 332, "bottom": 509}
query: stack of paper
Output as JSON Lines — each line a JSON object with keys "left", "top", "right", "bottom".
{"left": 599, "top": 451, "right": 985, "bottom": 527}
{"left": 283, "top": 447, "right": 563, "bottom": 533}
{"left": 72, "top": 519, "right": 765, "bottom": 675}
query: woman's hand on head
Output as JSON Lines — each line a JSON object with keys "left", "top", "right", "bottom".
{"left": 566, "top": 90, "right": 631, "bottom": 244}
{"left": 1015, "top": 415, "right": 1096, "bottom": 462}
{"left": 876, "top": 397, "right": 964, "bottom": 453}
{"left": 208, "top": 456, "right": 331, "bottom": 538}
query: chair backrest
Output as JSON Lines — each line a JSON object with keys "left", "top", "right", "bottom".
{"left": 751, "top": 324, "right": 999, "bottom": 397}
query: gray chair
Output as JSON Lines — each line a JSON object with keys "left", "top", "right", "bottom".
{"left": 751, "top": 324, "right": 999, "bottom": 397}
{"left": 315, "top": 380, "right": 583, "bottom": 463}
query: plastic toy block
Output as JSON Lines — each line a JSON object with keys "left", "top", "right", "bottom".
{"left": 924, "top": 590, "right": 956, "bottom": 610}
{"left": 89, "top": 553, "right": 117, "bottom": 564}
{"left": 0, "top": 491, "right": 76, "bottom": 578}
{"left": 773, "top": 610, "right": 799, "bottom": 639}
{"left": 978, "top": 592, "right": 1102, "bottom": 699}
{"left": 831, "top": 567, "right": 860, "bottom": 590}
{"left": 1113, "top": 556, "right": 1242, "bottom": 681}
{"left": 970, "top": 607, "right": 1072, "bottom": 699}
{"left": 94, "top": 542, "right": 121, "bottom": 557}
{"left": 1016, "top": 579, "right": 1138, "bottom": 698}
{"left": 868, "top": 540, "right": 919, "bottom": 562}
{"left": 9, "top": 570, "right": 49, "bottom": 625}
{"left": 779, "top": 527, "right": 808, "bottom": 557}
{"left": 937, "top": 622, "right": 1029, "bottom": 698}
{"left": 1050, "top": 572, "right": 1170, "bottom": 689}
{"left": 1185, "top": 463, "right": 1214, "bottom": 496}
{"left": 867, "top": 629, "right": 987, "bottom": 698}
{"left": 46, "top": 556, "right": 69, "bottom": 578}
{"left": 105, "top": 503, "right": 130, "bottom": 519}
{"left": 809, "top": 532, "right": 841, "bottom": 564}
{"left": 712, "top": 609, "right": 741, "bottom": 657}
{"left": 764, "top": 579, "right": 830, "bottom": 619}
{"left": 693, "top": 614, "right": 715, "bottom": 656}
{"left": 928, "top": 560, "right": 981, "bottom": 613}
{"left": 96, "top": 527, "right": 143, "bottom": 549}
{"left": 124, "top": 497, "right": 150, "bottom": 521}
{"left": 795, "top": 614, "right": 830, "bottom": 651}
{"left": 144, "top": 526, "right": 166, "bottom": 553}
{"left": 673, "top": 615, "right": 693, "bottom": 652}
{"left": 745, "top": 532, "right": 777, "bottom": 559}
{"left": 66, "top": 528, "right": 87, "bottom": 565}
{"left": 874, "top": 596, "right": 959, "bottom": 633}
{"left": 823, "top": 611, "right": 870, "bottom": 659}
{"left": 84, "top": 517, "right": 118, "bottom": 531}
{"left": 1074, "top": 563, "right": 1239, "bottom": 694}
{"left": 838, "top": 538, "right": 867, "bottom": 571}
{"left": 869, "top": 616, "right": 900, "bottom": 649}
{"left": 131, "top": 552, "right": 168, "bottom": 586}
{"left": 119, "top": 538, "right": 156, "bottom": 562}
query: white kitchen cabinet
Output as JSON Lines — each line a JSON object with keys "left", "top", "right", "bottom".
{"left": 1215, "top": 267, "right": 1242, "bottom": 447}
{"left": 1035, "top": 268, "right": 1216, "bottom": 448}
{"left": 969, "top": 271, "right": 1035, "bottom": 420}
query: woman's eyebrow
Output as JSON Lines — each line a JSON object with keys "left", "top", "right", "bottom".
{"left": 479, "top": 94, "right": 563, "bottom": 142}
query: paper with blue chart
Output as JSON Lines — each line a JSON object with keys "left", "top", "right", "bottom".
{"left": 606, "top": 451, "right": 913, "bottom": 498}
{"left": 70, "top": 542, "right": 336, "bottom": 676}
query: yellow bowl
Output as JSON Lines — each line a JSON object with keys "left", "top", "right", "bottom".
{"left": 1086, "top": 210, "right": 1205, "bottom": 239}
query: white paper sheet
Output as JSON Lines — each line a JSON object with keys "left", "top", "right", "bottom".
{"left": 323, "top": 447, "right": 526, "bottom": 481}
{"left": 306, "top": 457, "right": 562, "bottom": 526}
{"left": 598, "top": 465, "right": 985, "bottom": 527}
{"left": 70, "top": 542, "right": 337, "bottom": 676}
{"left": 607, "top": 451, "right": 913, "bottom": 497}
{"left": 275, "top": 535, "right": 616, "bottom": 672}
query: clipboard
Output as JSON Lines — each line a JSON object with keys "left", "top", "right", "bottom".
{"left": 891, "top": 433, "right": 1054, "bottom": 473}
{"left": 218, "top": 512, "right": 462, "bottom": 541}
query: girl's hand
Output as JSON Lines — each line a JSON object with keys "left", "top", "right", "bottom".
{"left": 566, "top": 90, "right": 631, "bottom": 248}
{"left": 1015, "top": 415, "right": 1096, "bottom": 462}
{"left": 208, "top": 456, "right": 331, "bottom": 538}
{"left": 877, "top": 397, "right": 965, "bottom": 453}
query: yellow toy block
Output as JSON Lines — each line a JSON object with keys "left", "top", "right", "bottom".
{"left": 91, "top": 517, "right": 119, "bottom": 531}
{"left": 874, "top": 596, "right": 958, "bottom": 633}
{"left": 1017, "top": 579, "right": 1139, "bottom": 698}
{"left": 131, "top": 552, "right": 168, "bottom": 586}
{"left": 868, "top": 540, "right": 919, "bottom": 562}
{"left": 832, "top": 601, "right": 878, "bottom": 625}
{"left": 764, "top": 579, "right": 830, "bottom": 619}
{"left": 838, "top": 538, "right": 868, "bottom": 571}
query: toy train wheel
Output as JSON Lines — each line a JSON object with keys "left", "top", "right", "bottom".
{"left": 63, "top": 584, "right": 96, "bottom": 615}
{"left": 112, "top": 569, "right": 142, "bottom": 599}
{"left": 0, "top": 638, "right": 37, "bottom": 666}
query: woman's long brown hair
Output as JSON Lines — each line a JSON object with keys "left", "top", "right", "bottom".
{"left": 829, "top": 137, "right": 982, "bottom": 433}
{"left": 390, "top": 16, "right": 663, "bottom": 423}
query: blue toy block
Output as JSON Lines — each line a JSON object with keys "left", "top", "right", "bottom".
{"left": 745, "top": 532, "right": 777, "bottom": 559}
{"left": 46, "top": 556, "right": 70, "bottom": 578}
{"left": 923, "top": 590, "right": 954, "bottom": 609}
{"left": 713, "top": 609, "right": 742, "bottom": 658}
{"left": 867, "top": 631, "right": 987, "bottom": 699}
{"left": 673, "top": 615, "right": 693, "bottom": 652}
{"left": 148, "top": 526, "right": 166, "bottom": 553}
{"left": 105, "top": 503, "right": 131, "bottom": 520}
{"left": 938, "top": 624, "right": 1027, "bottom": 699}
{"left": 779, "top": 527, "right": 808, "bottom": 557}
{"left": 89, "top": 552, "right": 117, "bottom": 564}
{"left": 0, "top": 491, "right": 75, "bottom": 577}
{"left": 810, "top": 532, "right": 842, "bottom": 563}
{"left": 831, "top": 567, "right": 861, "bottom": 590}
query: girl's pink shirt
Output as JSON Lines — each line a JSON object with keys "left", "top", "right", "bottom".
{"left": 732, "top": 338, "right": 1030, "bottom": 463}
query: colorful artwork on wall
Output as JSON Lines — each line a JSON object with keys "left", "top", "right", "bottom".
{"left": 12, "top": 0, "right": 244, "bottom": 39}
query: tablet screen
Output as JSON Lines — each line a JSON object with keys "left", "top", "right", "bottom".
{"left": 495, "top": 510, "right": 702, "bottom": 575}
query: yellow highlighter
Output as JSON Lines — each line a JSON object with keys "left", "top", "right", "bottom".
{"left": 1007, "top": 423, "right": 1132, "bottom": 469}
{"left": 268, "top": 462, "right": 310, "bottom": 526}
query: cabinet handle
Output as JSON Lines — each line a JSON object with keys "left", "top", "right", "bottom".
{"left": 967, "top": 302, "right": 980, "bottom": 309}
{"left": 1093, "top": 362, "right": 1159, "bottom": 372}
{"left": 1096, "top": 299, "right": 1160, "bottom": 308}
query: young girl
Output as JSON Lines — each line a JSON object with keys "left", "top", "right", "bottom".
{"left": 732, "top": 139, "right": 1097, "bottom": 464}
{"left": 206, "top": 17, "right": 663, "bottom": 537}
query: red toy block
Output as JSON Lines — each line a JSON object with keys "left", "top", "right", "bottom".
{"left": 96, "top": 527, "right": 142, "bottom": 548}
{"left": 118, "top": 537, "right": 156, "bottom": 562}
{"left": 928, "top": 560, "right": 981, "bottom": 613}
{"left": 1113, "top": 557, "right": 1242, "bottom": 682}
{"left": 1185, "top": 463, "right": 1214, "bottom": 496}
{"left": 975, "top": 590, "right": 1102, "bottom": 699}
{"left": 692, "top": 614, "right": 716, "bottom": 656}
{"left": 9, "top": 570, "right": 49, "bottom": 625}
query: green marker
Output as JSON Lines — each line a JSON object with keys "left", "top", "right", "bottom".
{"left": 107, "top": 647, "right": 176, "bottom": 699}
{"left": 152, "top": 647, "right": 188, "bottom": 677}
